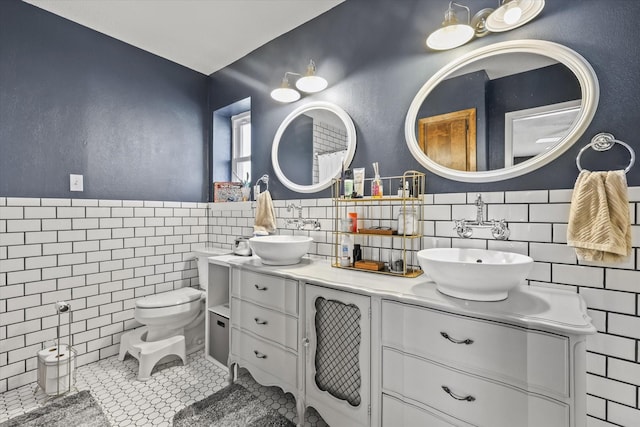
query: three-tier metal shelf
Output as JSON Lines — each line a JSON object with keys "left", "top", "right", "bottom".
{"left": 332, "top": 170, "right": 425, "bottom": 278}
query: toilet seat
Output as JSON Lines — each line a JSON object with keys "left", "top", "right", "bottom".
{"left": 136, "top": 287, "right": 203, "bottom": 309}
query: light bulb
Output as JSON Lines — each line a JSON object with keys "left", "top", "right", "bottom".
{"left": 486, "top": 0, "right": 545, "bottom": 32}
{"left": 503, "top": 2, "right": 522, "bottom": 24}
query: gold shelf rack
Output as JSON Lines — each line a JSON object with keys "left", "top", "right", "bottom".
{"left": 332, "top": 170, "right": 425, "bottom": 278}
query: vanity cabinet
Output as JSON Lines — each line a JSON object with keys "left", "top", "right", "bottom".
{"left": 304, "top": 284, "right": 371, "bottom": 427}
{"left": 224, "top": 260, "right": 593, "bottom": 427}
{"left": 228, "top": 268, "right": 301, "bottom": 399}
{"left": 381, "top": 300, "right": 586, "bottom": 427}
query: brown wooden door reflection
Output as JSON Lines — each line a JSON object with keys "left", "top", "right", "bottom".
{"left": 418, "top": 108, "right": 476, "bottom": 171}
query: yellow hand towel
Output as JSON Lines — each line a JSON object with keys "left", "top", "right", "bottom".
{"left": 567, "top": 170, "right": 632, "bottom": 263}
{"left": 254, "top": 190, "right": 277, "bottom": 234}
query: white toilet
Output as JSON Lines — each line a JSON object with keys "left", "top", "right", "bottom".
{"left": 118, "top": 287, "right": 206, "bottom": 381}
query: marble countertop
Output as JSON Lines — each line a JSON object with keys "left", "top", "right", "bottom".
{"left": 208, "top": 254, "right": 596, "bottom": 336}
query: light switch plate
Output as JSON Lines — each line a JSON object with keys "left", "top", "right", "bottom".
{"left": 70, "top": 174, "right": 84, "bottom": 192}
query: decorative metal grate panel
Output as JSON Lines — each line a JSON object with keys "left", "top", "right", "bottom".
{"left": 314, "top": 297, "right": 362, "bottom": 407}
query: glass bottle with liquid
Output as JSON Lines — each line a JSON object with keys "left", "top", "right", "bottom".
{"left": 371, "top": 174, "right": 383, "bottom": 198}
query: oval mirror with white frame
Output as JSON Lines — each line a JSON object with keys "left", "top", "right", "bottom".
{"left": 405, "top": 40, "right": 599, "bottom": 182}
{"left": 272, "top": 101, "right": 356, "bottom": 193}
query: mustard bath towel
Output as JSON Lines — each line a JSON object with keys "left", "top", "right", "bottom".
{"left": 254, "top": 190, "right": 277, "bottom": 234}
{"left": 567, "top": 170, "right": 632, "bottom": 263}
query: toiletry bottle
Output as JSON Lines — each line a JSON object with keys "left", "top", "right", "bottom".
{"left": 343, "top": 169, "right": 354, "bottom": 198}
{"left": 352, "top": 244, "right": 362, "bottom": 266}
{"left": 397, "top": 183, "right": 403, "bottom": 198}
{"left": 340, "top": 233, "right": 354, "bottom": 266}
{"left": 404, "top": 180, "right": 411, "bottom": 197}
{"left": 371, "top": 174, "right": 383, "bottom": 198}
{"left": 348, "top": 212, "right": 358, "bottom": 233}
{"left": 353, "top": 168, "right": 365, "bottom": 197}
{"left": 371, "top": 162, "right": 383, "bottom": 198}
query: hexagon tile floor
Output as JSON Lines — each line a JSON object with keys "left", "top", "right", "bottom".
{"left": 0, "top": 351, "right": 328, "bottom": 427}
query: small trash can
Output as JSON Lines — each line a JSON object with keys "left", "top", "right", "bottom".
{"left": 37, "top": 344, "right": 76, "bottom": 395}
{"left": 209, "top": 311, "right": 230, "bottom": 366}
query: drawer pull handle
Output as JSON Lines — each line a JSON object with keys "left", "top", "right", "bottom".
{"left": 254, "top": 318, "right": 268, "bottom": 325}
{"left": 441, "top": 386, "right": 475, "bottom": 402}
{"left": 254, "top": 350, "right": 267, "bottom": 359}
{"left": 440, "top": 332, "right": 473, "bottom": 345}
{"left": 254, "top": 284, "right": 268, "bottom": 291}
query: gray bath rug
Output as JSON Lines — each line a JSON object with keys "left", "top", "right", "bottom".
{"left": 0, "top": 390, "right": 110, "bottom": 427}
{"left": 173, "top": 383, "right": 295, "bottom": 427}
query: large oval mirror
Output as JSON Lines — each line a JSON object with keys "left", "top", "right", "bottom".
{"left": 272, "top": 101, "right": 356, "bottom": 193}
{"left": 405, "top": 40, "right": 599, "bottom": 182}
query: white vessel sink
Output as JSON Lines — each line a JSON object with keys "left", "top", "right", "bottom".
{"left": 417, "top": 248, "right": 533, "bottom": 301}
{"left": 249, "top": 235, "right": 313, "bottom": 265}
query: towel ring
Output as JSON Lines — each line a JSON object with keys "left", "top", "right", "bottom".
{"left": 254, "top": 174, "right": 269, "bottom": 192}
{"left": 576, "top": 132, "right": 635, "bottom": 173}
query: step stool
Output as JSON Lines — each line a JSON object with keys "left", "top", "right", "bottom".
{"left": 118, "top": 327, "right": 186, "bottom": 381}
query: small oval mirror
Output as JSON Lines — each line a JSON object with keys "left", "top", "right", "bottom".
{"left": 272, "top": 101, "right": 356, "bottom": 193}
{"left": 405, "top": 40, "right": 599, "bottom": 182}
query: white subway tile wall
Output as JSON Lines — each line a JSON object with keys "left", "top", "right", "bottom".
{"left": 0, "top": 197, "right": 208, "bottom": 393}
{"left": 2, "top": 189, "right": 640, "bottom": 426}
{"left": 311, "top": 121, "right": 348, "bottom": 184}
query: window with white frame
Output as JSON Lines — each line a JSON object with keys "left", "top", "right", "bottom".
{"left": 231, "top": 111, "right": 251, "bottom": 183}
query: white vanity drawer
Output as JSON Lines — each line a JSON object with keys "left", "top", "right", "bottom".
{"left": 231, "top": 327, "right": 297, "bottom": 387}
{"left": 231, "top": 269, "right": 298, "bottom": 315}
{"left": 383, "top": 348, "right": 569, "bottom": 427}
{"left": 231, "top": 297, "right": 298, "bottom": 350}
{"left": 382, "top": 300, "right": 569, "bottom": 397}
{"left": 383, "top": 394, "right": 459, "bottom": 427}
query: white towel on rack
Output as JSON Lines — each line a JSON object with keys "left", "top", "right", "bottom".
{"left": 318, "top": 150, "right": 347, "bottom": 182}
{"left": 254, "top": 190, "right": 277, "bottom": 234}
{"left": 567, "top": 170, "right": 632, "bottom": 263}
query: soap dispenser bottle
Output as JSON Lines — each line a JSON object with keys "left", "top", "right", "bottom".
{"left": 340, "top": 233, "right": 354, "bottom": 266}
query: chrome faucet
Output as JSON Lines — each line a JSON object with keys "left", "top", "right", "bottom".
{"left": 286, "top": 203, "right": 321, "bottom": 231}
{"left": 454, "top": 194, "right": 510, "bottom": 240}
{"left": 475, "top": 194, "right": 484, "bottom": 224}
{"left": 287, "top": 203, "right": 303, "bottom": 218}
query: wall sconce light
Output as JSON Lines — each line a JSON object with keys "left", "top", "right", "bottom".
{"left": 426, "top": 2, "right": 476, "bottom": 50}
{"left": 270, "top": 60, "right": 328, "bottom": 103}
{"left": 427, "top": 0, "right": 544, "bottom": 50}
{"left": 271, "top": 74, "right": 301, "bottom": 103}
{"left": 486, "top": 0, "right": 545, "bottom": 32}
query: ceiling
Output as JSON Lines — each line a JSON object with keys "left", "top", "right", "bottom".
{"left": 23, "top": 0, "right": 344, "bottom": 75}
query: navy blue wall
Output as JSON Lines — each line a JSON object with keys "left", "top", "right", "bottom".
{"left": 208, "top": 0, "right": 640, "bottom": 198}
{"left": 2, "top": 0, "right": 638, "bottom": 201}
{"left": 0, "top": 0, "right": 209, "bottom": 201}
{"left": 487, "top": 63, "right": 581, "bottom": 169}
